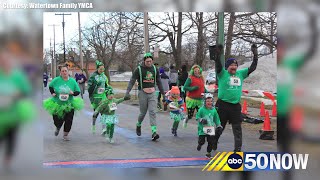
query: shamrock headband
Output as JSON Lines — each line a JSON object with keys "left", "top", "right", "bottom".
{"left": 143, "top": 52, "right": 153, "bottom": 60}
{"left": 189, "top": 65, "right": 203, "bottom": 76}
{"left": 105, "top": 87, "right": 114, "bottom": 96}
{"left": 95, "top": 60, "right": 104, "bottom": 69}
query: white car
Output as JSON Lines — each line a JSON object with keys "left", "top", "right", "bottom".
{"left": 206, "top": 71, "right": 216, "bottom": 85}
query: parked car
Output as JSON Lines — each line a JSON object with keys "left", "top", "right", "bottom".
{"left": 206, "top": 71, "right": 216, "bottom": 85}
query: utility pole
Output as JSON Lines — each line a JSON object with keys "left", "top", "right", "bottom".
{"left": 143, "top": 12, "right": 150, "bottom": 53}
{"left": 78, "top": 12, "right": 84, "bottom": 70}
{"left": 55, "top": 13, "right": 71, "bottom": 63}
{"left": 48, "top": 24, "right": 59, "bottom": 78}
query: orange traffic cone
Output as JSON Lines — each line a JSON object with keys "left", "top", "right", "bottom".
{"left": 272, "top": 101, "right": 277, "bottom": 117}
{"left": 242, "top": 100, "right": 248, "bottom": 114}
{"left": 259, "top": 111, "right": 274, "bottom": 140}
{"left": 263, "top": 111, "right": 271, "bottom": 131}
{"left": 290, "top": 106, "right": 303, "bottom": 133}
{"left": 260, "top": 102, "right": 265, "bottom": 117}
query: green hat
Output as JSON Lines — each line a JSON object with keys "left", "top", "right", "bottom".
{"left": 143, "top": 52, "right": 153, "bottom": 60}
{"left": 95, "top": 60, "right": 104, "bottom": 69}
{"left": 105, "top": 86, "right": 114, "bottom": 96}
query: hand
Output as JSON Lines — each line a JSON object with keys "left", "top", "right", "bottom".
{"left": 124, "top": 94, "right": 131, "bottom": 100}
{"left": 199, "top": 118, "right": 208, "bottom": 125}
{"left": 52, "top": 93, "right": 56, "bottom": 97}
{"left": 251, "top": 44, "right": 258, "bottom": 55}
{"left": 215, "top": 125, "right": 223, "bottom": 136}
{"left": 69, "top": 90, "right": 74, "bottom": 95}
{"left": 124, "top": 93, "right": 131, "bottom": 100}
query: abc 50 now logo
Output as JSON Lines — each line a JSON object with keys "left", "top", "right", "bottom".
{"left": 202, "top": 152, "right": 309, "bottom": 171}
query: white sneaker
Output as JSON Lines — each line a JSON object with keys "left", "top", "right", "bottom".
{"left": 183, "top": 118, "right": 188, "bottom": 128}
{"left": 101, "top": 128, "right": 107, "bottom": 136}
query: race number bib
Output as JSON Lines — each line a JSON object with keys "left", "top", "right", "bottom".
{"left": 109, "top": 103, "right": 117, "bottom": 111}
{"left": 59, "top": 94, "right": 69, "bottom": 101}
{"left": 97, "top": 88, "right": 105, "bottom": 94}
{"left": 44, "top": 79, "right": 47, "bottom": 82}
{"left": 203, "top": 126, "right": 215, "bottom": 136}
{"left": 230, "top": 77, "right": 241, "bottom": 86}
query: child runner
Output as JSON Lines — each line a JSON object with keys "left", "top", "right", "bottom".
{"left": 93, "top": 87, "right": 130, "bottom": 143}
{"left": 165, "top": 86, "right": 185, "bottom": 136}
{"left": 196, "top": 93, "right": 222, "bottom": 158}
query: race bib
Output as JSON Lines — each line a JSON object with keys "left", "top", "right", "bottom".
{"left": 109, "top": 103, "right": 117, "bottom": 111}
{"left": 97, "top": 88, "right": 105, "bottom": 94}
{"left": 44, "top": 79, "right": 47, "bottom": 82}
{"left": 230, "top": 77, "right": 241, "bottom": 86}
{"left": 59, "top": 94, "right": 69, "bottom": 101}
{"left": 203, "top": 126, "right": 215, "bottom": 136}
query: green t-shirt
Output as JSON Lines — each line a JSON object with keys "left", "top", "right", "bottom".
{"left": 217, "top": 68, "right": 249, "bottom": 104}
{"left": 49, "top": 76, "right": 80, "bottom": 104}
{"left": 277, "top": 55, "right": 304, "bottom": 116}
{"left": 196, "top": 106, "right": 221, "bottom": 136}
{"left": 88, "top": 71, "right": 109, "bottom": 98}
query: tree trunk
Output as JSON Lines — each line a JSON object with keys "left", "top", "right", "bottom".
{"left": 195, "top": 12, "right": 205, "bottom": 67}
{"left": 225, "top": 12, "right": 236, "bottom": 59}
{"left": 176, "top": 12, "right": 183, "bottom": 69}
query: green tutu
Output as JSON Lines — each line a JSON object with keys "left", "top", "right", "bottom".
{"left": 0, "top": 99, "right": 36, "bottom": 136}
{"left": 169, "top": 112, "right": 185, "bottom": 121}
{"left": 43, "top": 97, "right": 84, "bottom": 118}
{"left": 100, "top": 114, "right": 118, "bottom": 124}
{"left": 186, "top": 97, "right": 203, "bottom": 108}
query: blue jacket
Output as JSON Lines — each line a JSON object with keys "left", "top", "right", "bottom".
{"left": 76, "top": 74, "right": 87, "bottom": 84}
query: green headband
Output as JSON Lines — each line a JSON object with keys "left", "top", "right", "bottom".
{"left": 189, "top": 65, "right": 203, "bottom": 75}
{"left": 144, "top": 52, "right": 153, "bottom": 60}
{"left": 95, "top": 60, "right": 104, "bottom": 69}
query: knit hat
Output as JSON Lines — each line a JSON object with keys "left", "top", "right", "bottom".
{"left": 225, "top": 58, "right": 238, "bottom": 69}
{"left": 170, "top": 86, "right": 180, "bottom": 95}
{"left": 159, "top": 67, "right": 165, "bottom": 74}
{"left": 143, "top": 52, "right": 153, "bottom": 60}
{"left": 95, "top": 60, "right": 104, "bottom": 69}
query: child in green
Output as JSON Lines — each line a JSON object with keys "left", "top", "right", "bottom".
{"left": 196, "top": 93, "right": 222, "bottom": 158}
{"left": 93, "top": 87, "right": 130, "bottom": 143}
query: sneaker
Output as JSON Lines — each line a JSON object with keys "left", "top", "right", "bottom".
{"left": 173, "top": 129, "right": 177, "bottom": 137}
{"left": 91, "top": 125, "right": 96, "bottom": 134}
{"left": 183, "top": 118, "right": 188, "bottom": 128}
{"left": 136, "top": 126, "right": 141, "bottom": 136}
{"left": 63, "top": 136, "right": 70, "bottom": 141}
{"left": 54, "top": 128, "right": 60, "bottom": 136}
{"left": 171, "top": 128, "right": 175, "bottom": 135}
{"left": 152, "top": 132, "right": 160, "bottom": 141}
{"left": 197, "top": 145, "right": 201, "bottom": 151}
{"left": 109, "top": 138, "right": 114, "bottom": 144}
{"left": 205, "top": 152, "right": 212, "bottom": 158}
{"left": 101, "top": 128, "right": 107, "bottom": 136}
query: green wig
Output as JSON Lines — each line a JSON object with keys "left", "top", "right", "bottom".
{"left": 189, "top": 65, "right": 203, "bottom": 76}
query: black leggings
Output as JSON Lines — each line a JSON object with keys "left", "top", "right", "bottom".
{"left": 0, "top": 126, "right": 18, "bottom": 158}
{"left": 187, "top": 106, "right": 200, "bottom": 119}
{"left": 198, "top": 135, "right": 214, "bottom": 153}
{"left": 53, "top": 110, "right": 74, "bottom": 132}
{"left": 214, "top": 99, "right": 242, "bottom": 151}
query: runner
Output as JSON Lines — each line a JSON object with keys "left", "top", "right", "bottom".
{"left": 88, "top": 60, "right": 110, "bottom": 134}
{"left": 125, "top": 52, "right": 165, "bottom": 141}
{"left": 93, "top": 87, "right": 130, "bottom": 143}
{"left": 43, "top": 65, "right": 84, "bottom": 141}
{"left": 212, "top": 43, "right": 258, "bottom": 152}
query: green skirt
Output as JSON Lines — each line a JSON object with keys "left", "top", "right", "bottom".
{"left": 186, "top": 97, "right": 203, "bottom": 108}
{"left": 43, "top": 97, "right": 84, "bottom": 118}
{"left": 169, "top": 112, "right": 185, "bottom": 121}
{"left": 100, "top": 114, "right": 119, "bottom": 124}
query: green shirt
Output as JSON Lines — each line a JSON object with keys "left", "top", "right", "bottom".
{"left": 217, "top": 68, "right": 249, "bottom": 104}
{"left": 196, "top": 106, "right": 221, "bottom": 136}
{"left": 94, "top": 98, "right": 125, "bottom": 116}
{"left": 49, "top": 76, "right": 80, "bottom": 104}
{"left": 278, "top": 55, "right": 304, "bottom": 116}
{"left": 88, "top": 71, "right": 109, "bottom": 98}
